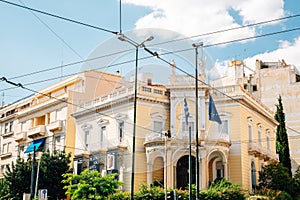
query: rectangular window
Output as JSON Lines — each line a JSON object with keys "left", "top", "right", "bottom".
{"left": 182, "top": 122, "right": 195, "bottom": 132}
{"left": 21, "top": 121, "right": 27, "bottom": 132}
{"left": 56, "top": 109, "right": 63, "bottom": 121}
{"left": 9, "top": 121, "right": 13, "bottom": 132}
{"left": 119, "top": 122, "right": 124, "bottom": 143}
{"left": 267, "top": 136, "right": 270, "bottom": 150}
{"left": 2, "top": 144, "right": 7, "bottom": 154}
{"left": 7, "top": 142, "right": 11, "bottom": 153}
{"left": 100, "top": 126, "right": 106, "bottom": 144}
{"left": 258, "top": 130, "right": 262, "bottom": 146}
{"left": 19, "top": 145, "right": 25, "bottom": 157}
{"left": 84, "top": 130, "right": 90, "bottom": 147}
{"left": 218, "top": 120, "right": 229, "bottom": 134}
{"left": 153, "top": 121, "right": 163, "bottom": 133}
{"left": 54, "top": 135, "right": 61, "bottom": 150}
{"left": 4, "top": 123, "right": 9, "bottom": 133}
{"left": 248, "top": 125, "right": 253, "bottom": 143}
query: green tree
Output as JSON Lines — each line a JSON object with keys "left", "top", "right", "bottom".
{"left": 5, "top": 157, "right": 31, "bottom": 199}
{"left": 4, "top": 150, "right": 71, "bottom": 200}
{"left": 258, "top": 163, "right": 294, "bottom": 197}
{"left": 274, "top": 95, "right": 292, "bottom": 176}
{"left": 38, "top": 150, "right": 71, "bottom": 199}
{"left": 62, "top": 169, "right": 123, "bottom": 200}
{"left": 0, "top": 178, "right": 10, "bottom": 200}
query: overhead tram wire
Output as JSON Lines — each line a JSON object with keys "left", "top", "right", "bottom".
{"left": 2, "top": 26, "right": 300, "bottom": 98}
{"left": 17, "top": 0, "right": 88, "bottom": 65}
{"left": 2, "top": 25, "right": 300, "bottom": 97}
{"left": 0, "top": 0, "right": 118, "bottom": 35}
{"left": 0, "top": 11, "right": 297, "bottom": 81}
{"left": 149, "top": 13, "right": 300, "bottom": 47}
{"left": 4, "top": 22, "right": 300, "bottom": 81}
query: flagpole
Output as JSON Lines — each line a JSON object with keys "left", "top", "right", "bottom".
{"left": 193, "top": 42, "right": 203, "bottom": 200}
{"left": 189, "top": 125, "right": 192, "bottom": 200}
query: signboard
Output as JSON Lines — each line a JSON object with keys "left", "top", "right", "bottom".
{"left": 38, "top": 189, "right": 47, "bottom": 200}
{"left": 89, "top": 153, "right": 100, "bottom": 171}
{"left": 107, "top": 154, "right": 115, "bottom": 170}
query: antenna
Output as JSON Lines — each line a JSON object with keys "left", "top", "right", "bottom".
{"left": 61, "top": 46, "right": 64, "bottom": 80}
{"left": 119, "top": 0, "right": 122, "bottom": 34}
{"left": 1, "top": 92, "right": 4, "bottom": 107}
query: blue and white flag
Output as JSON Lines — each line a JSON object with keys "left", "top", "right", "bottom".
{"left": 184, "top": 97, "right": 189, "bottom": 125}
{"left": 209, "top": 95, "right": 222, "bottom": 124}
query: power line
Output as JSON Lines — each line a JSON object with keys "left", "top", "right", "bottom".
{"left": 2, "top": 24, "right": 299, "bottom": 93}
{"left": 0, "top": 76, "right": 167, "bottom": 136}
{"left": 0, "top": 0, "right": 118, "bottom": 35}
{"left": 150, "top": 13, "right": 300, "bottom": 47}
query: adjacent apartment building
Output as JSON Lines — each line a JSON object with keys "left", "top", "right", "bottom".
{"left": 211, "top": 59, "right": 300, "bottom": 172}
{"left": 0, "top": 70, "right": 122, "bottom": 178}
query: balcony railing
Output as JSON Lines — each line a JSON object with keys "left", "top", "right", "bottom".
{"left": 27, "top": 125, "right": 46, "bottom": 138}
{"left": 48, "top": 120, "right": 63, "bottom": 132}
{"left": 248, "top": 142, "right": 278, "bottom": 161}
{"left": 145, "top": 132, "right": 164, "bottom": 143}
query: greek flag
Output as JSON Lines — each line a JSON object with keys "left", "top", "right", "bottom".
{"left": 184, "top": 97, "right": 189, "bottom": 125}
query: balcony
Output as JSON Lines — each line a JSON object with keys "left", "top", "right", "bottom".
{"left": 0, "top": 152, "right": 12, "bottom": 159}
{"left": 15, "top": 132, "right": 26, "bottom": 142}
{"left": 145, "top": 132, "right": 165, "bottom": 143}
{"left": 2, "top": 131, "right": 14, "bottom": 137}
{"left": 48, "top": 120, "right": 63, "bottom": 132}
{"left": 248, "top": 143, "right": 262, "bottom": 157}
{"left": 248, "top": 143, "right": 278, "bottom": 161}
{"left": 27, "top": 125, "right": 46, "bottom": 138}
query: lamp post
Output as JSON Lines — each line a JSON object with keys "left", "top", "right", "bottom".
{"left": 192, "top": 42, "right": 203, "bottom": 200}
{"left": 118, "top": 34, "right": 154, "bottom": 200}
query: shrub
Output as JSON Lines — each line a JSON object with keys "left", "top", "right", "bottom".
{"left": 134, "top": 184, "right": 165, "bottom": 200}
{"left": 199, "top": 179, "right": 246, "bottom": 200}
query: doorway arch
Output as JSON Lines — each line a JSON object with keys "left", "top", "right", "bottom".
{"left": 176, "top": 155, "right": 196, "bottom": 189}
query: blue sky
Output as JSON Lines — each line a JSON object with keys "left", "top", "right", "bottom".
{"left": 0, "top": 0, "right": 300, "bottom": 104}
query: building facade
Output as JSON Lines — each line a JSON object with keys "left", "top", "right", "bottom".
{"left": 72, "top": 64, "right": 278, "bottom": 192}
{"left": 0, "top": 70, "right": 121, "bottom": 178}
{"left": 212, "top": 59, "right": 300, "bottom": 172}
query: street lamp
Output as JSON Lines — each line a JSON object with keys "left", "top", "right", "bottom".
{"left": 118, "top": 34, "right": 154, "bottom": 200}
{"left": 192, "top": 42, "right": 203, "bottom": 200}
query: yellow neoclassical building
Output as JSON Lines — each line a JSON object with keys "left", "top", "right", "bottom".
{"left": 71, "top": 64, "right": 278, "bottom": 192}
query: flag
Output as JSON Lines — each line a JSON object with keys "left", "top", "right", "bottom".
{"left": 184, "top": 97, "right": 189, "bottom": 125}
{"left": 209, "top": 95, "right": 222, "bottom": 124}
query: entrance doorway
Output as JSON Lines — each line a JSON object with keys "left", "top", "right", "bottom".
{"left": 176, "top": 155, "right": 196, "bottom": 189}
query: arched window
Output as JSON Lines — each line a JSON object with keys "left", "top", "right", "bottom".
{"left": 266, "top": 130, "right": 271, "bottom": 150}
{"left": 257, "top": 124, "right": 263, "bottom": 147}
{"left": 248, "top": 118, "right": 253, "bottom": 143}
{"left": 251, "top": 161, "right": 256, "bottom": 193}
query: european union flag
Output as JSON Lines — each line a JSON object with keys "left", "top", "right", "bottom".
{"left": 184, "top": 97, "right": 189, "bottom": 125}
{"left": 209, "top": 95, "right": 222, "bottom": 124}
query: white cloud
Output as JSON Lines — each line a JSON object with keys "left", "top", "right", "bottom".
{"left": 123, "top": 0, "right": 284, "bottom": 45}
{"left": 212, "top": 37, "right": 300, "bottom": 79}
{"left": 244, "top": 37, "right": 300, "bottom": 69}
{"left": 233, "top": 0, "right": 284, "bottom": 24}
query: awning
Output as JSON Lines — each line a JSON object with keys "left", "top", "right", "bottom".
{"left": 25, "top": 138, "right": 46, "bottom": 153}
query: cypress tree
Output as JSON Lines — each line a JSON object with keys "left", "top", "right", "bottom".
{"left": 274, "top": 95, "right": 292, "bottom": 176}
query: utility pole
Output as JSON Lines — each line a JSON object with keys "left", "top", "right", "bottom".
{"left": 30, "top": 146, "right": 36, "bottom": 200}
{"left": 192, "top": 42, "right": 203, "bottom": 200}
